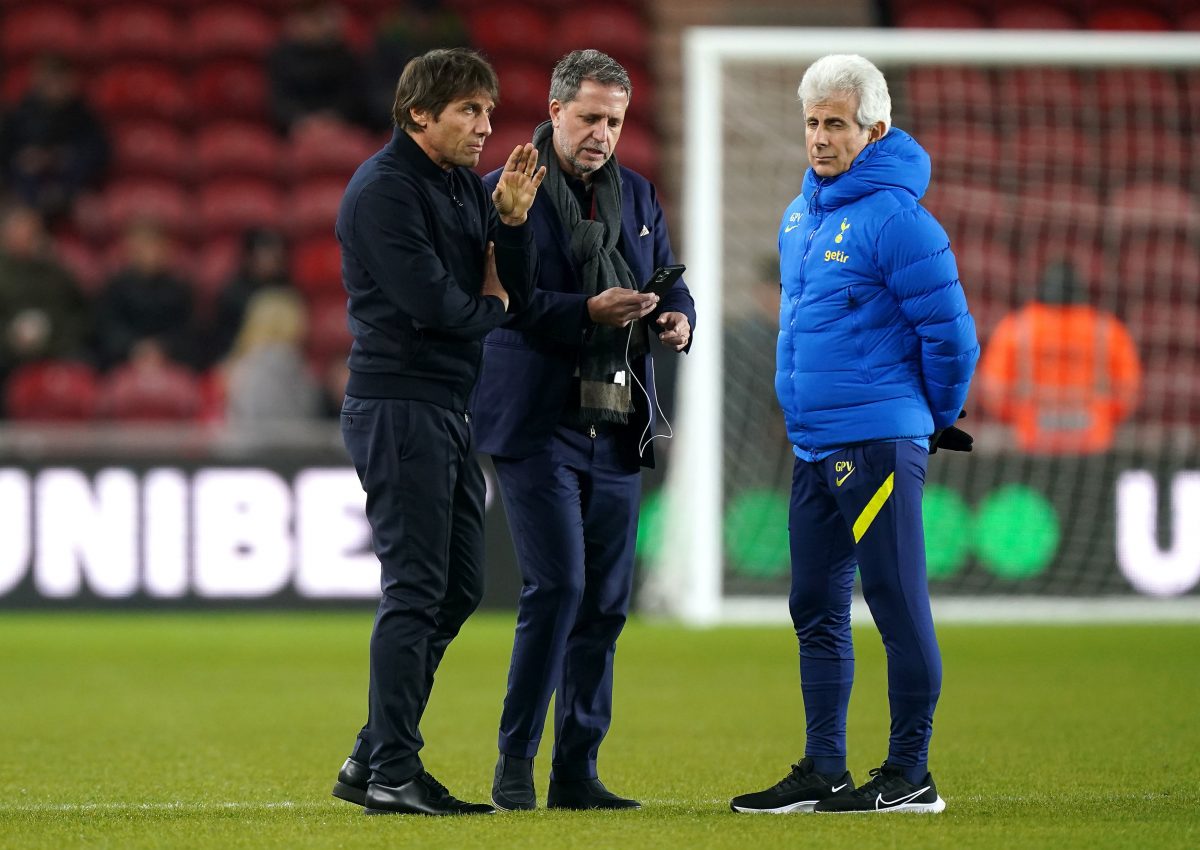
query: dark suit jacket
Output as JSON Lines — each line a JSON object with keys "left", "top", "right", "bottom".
{"left": 473, "top": 163, "right": 696, "bottom": 468}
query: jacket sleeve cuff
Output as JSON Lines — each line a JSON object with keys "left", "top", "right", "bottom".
{"left": 493, "top": 220, "right": 530, "bottom": 246}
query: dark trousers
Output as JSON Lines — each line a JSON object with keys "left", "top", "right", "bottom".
{"left": 492, "top": 426, "right": 640, "bottom": 781}
{"left": 340, "top": 396, "right": 486, "bottom": 786}
{"left": 788, "top": 440, "right": 941, "bottom": 770}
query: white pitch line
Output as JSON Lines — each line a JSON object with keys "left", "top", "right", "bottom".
{"left": 0, "top": 801, "right": 309, "bottom": 814}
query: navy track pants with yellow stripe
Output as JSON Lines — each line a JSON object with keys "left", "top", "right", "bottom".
{"left": 787, "top": 440, "right": 941, "bottom": 771}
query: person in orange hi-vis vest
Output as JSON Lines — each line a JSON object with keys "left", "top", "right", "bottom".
{"left": 978, "top": 260, "right": 1141, "bottom": 454}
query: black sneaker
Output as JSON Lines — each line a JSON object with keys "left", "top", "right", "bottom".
{"left": 814, "top": 762, "right": 945, "bottom": 813}
{"left": 730, "top": 757, "right": 854, "bottom": 814}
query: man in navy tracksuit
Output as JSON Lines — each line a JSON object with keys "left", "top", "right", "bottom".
{"left": 328, "top": 48, "right": 545, "bottom": 817}
{"left": 472, "top": 50, "right": 696, "bottom": 811}
{"left": 730, "top": 54, "right": 978, "bottom": 815}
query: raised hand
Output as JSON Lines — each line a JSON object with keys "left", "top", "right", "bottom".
{"left": 492, "top": 143, "right": 547, "bottom": 226}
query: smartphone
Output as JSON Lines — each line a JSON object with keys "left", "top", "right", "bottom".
{"left": 641, "top": 264, "right": 686, "bottom": 297}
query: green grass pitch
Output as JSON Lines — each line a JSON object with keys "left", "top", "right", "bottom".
{"left": 0, "top": 612, "right": 1197, "bottom": 849}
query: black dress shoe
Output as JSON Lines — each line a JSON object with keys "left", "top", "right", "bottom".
{"left": 331, "top": 757, "right": 369, "bottom": 806}
{"left": 364, "top": 771, "right": 496, "bottom": 816}
{"left": 491, "top": 753, "right": 536, "bottom": 811}
{"left": 547, "top": 778, "right": 641, "bottom": 810}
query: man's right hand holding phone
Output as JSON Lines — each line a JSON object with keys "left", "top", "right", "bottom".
{"left": 588, "top": 288, "right": 658, "bottom": 327}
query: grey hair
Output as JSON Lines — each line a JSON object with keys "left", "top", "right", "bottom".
{"left": 549, "top": 49, "right": 632, "bottom": 104}
{"left": 798, "top": 54, "right": 891, "bottom": 135}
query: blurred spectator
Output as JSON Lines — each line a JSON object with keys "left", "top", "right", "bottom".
{"left": 206, "top": 228, "right": 292, "bottom": 365}
{"left": 365, "top": 0, "right": 469, "bottom": 129}
{"left": 99, "top": 340, "right": 201, "bottom": 421}
{"left": 0, "top": 54, "right": 109, "bottom": 222}
{"left": 267, "top": 1, "right": 366, "bottom": 132}
{"left": 94, "top": 219, "right": 198, "bottom": 369}
{"left": 0, "top": 206, "right": 90, "bottom": 390}
{"left": 978, "top": 259, "right": 1142, "bottom": 454}
{"left": 224, "top": 288, "right": 322, "bottom": 423}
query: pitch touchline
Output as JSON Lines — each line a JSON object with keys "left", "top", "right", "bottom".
{"left": 0, "top": 801, "right": 305, "bottom": 813}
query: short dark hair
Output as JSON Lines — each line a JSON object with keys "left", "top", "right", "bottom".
{"left": 549, "top": 49, "right": 632, "bottom": 105}
{"left": 392, "top": 48, "right": 499, "bottom": 131}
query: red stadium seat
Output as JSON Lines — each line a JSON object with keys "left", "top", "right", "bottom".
{"left": 195, "top": 122, "right": 284, "bottom": 182}
{"left": 1102, "top": 128, "right": 1192, "bottom": 185}
{"left": 1125, "top": 303, "right": 1200, "bottom": 361}
{"left": 0, "top": 7, "right": 89, "bottom": 63}
{"left": 292, "top": 236, "right": 343, "bottom": 300}
{"left": 1085, "top": 6, "right": 1171, "bottom": 31}
{"left": 192, "top": 61, "right": 269, "bottom": 122}
{"left": 904, "top": 67, "right": 994, "bottom": 124}
{"left": 1, "top": 63, "right": 33, "bottom": 105}
{"left": 894, "top": 1, "right": 987, "bottom": 28}
{"left": 93, "top": 5, "right": 183, "bottom": 62}
{"left": 4, "top": 361, "right": 100, "bottom": 422}
{"left": 493, "top": 61, "right": 552, "bottom": 124}
{"left": 1137, "top": 356, "right": 1200, "bottom": 425}
{"left": 285, "top": 119, "right": 378, "bottom": 180}
{"left": 284, "top": 180, "right": 346, "bottom": 239}
{"left": 1116, "top": 234, "right": 1200, "bottom": 292}
{"left": 555, "top": 7, "right": 649, "bottom": 62}
{"left": 110, "top": 121, "right": 192, "bottom": 180}
{"left": 1015, "top": 183, "right": 1104, "bottom": 234}
{"left": 951, "top": 238, "right": 1018, "bottom": 305}
{"left": 919, "top": 127, "right": 1003, "bottom": 182}
{"left": 187, "top": 5, "right": 278, "bottom": 61}
{"left": 91, "top": 63, "right": 188, "bottom": 123}
{"left": 991, "top": 4, "right": 1078, "bottom": 29}
{"left": 306, "top": 297, "right": 353, "bottom": 364}
{"left": 1003, "top": 126, "right": 1100, "bottom": 184}
{"left": 468, "top": 5, "right": 553, "bottom": 60}
{"left": 922, "top": 181, "right": 1016, "bottom": 243}
{"left": 102, "top": 178, "right": 191, "bottom": 237}
{"left": 1093, "top": 68, "right": 1182, "bottom": 114}
{"left": 1109, "top": 182, "right": 1200, "bottom": 233}
{"left": 98, "top": 360, "right": 202, "bottom": 422}
{"left": 1001, "top": 67, "right": 1087, "bottom": 119}
{"left": 197, "top": 178, "right": 285, "bottom": 238}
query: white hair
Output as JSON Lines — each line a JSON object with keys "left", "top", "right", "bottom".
{"left": 798, "top": 54, "right": 892, "bottom": 135}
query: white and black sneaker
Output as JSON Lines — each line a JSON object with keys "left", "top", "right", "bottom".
{"left": 730, "top": 757, "right": 854, "bottom": 813}
{"left": 814, "top": 761, "right": 945, "bottom": 814}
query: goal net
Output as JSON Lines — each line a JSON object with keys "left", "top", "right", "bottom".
{"left": 644, "top": 28, "right": 1200, "bottom": 624}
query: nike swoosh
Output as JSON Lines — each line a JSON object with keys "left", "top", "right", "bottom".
{"left": 877, "top": 786, "right": 930, "bottom": 808}
{"left": 835, "top": 471, "right": 854, "bottom": 487}
{"left": 831, "top": 784, "right": 848, "bottom": 793}
{"left": 783, "top": 225, "right": 800, "bottom": 233}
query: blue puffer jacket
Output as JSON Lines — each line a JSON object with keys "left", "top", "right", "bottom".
{"left": 775, "top": 128, "right": 978, "bottom": 459}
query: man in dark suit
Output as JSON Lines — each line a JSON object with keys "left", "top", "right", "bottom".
{"left": 330, "top": 48, "right": 545, "bottom": 817}
{"left": 474, "top": 49, "right": 696, "bottom": 812}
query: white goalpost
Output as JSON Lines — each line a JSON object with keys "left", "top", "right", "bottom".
{"left": 643, "top": 27, "right": 1200, "bottom": 625}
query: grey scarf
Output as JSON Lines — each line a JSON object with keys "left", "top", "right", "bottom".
{"left": 532, "top": 120, "right": 647, "bottom": 423}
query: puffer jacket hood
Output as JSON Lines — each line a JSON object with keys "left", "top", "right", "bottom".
{"left": 802, "top": 127, "right": 931, "bottom": 211}
{"left": 775, "top": 127, "right": 978, "bottom": 458}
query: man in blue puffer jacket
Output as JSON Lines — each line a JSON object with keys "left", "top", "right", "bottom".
{"left": 730, "top": 54, "right": 978, "bottom": 816}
